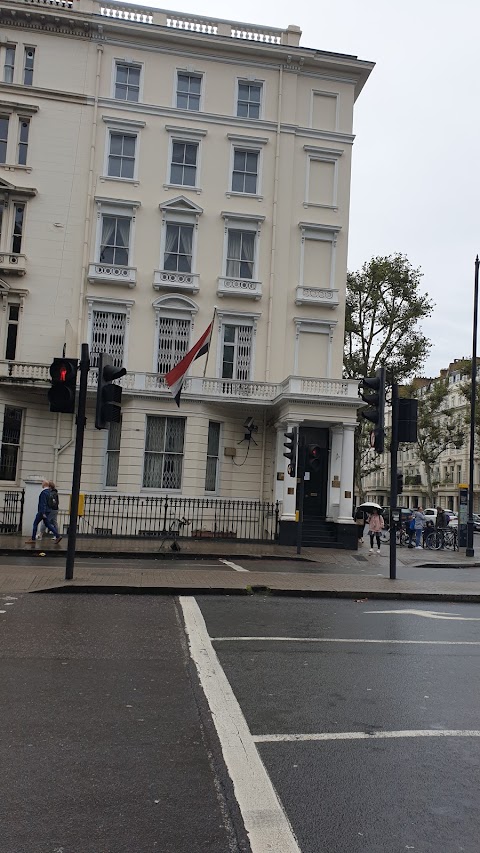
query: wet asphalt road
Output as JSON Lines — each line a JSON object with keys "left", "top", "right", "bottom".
{"left": 200, "top": 596, "right": 480, "bottom": 853}
{"left": 0, "top": 594, "right": 250, "bottom": 853}
{"left": 1, "top": 593, "right": 480, "bottom": 852}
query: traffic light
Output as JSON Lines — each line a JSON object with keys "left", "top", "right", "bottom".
{"left": 48, "top": 358, "right": 78, "bottom": 413}
{"left": 307, "top": 444, "right": 322, "bottom": 473}
{"left": 397, "top": 398, "right": 418, "bottom": 443}
{"left": 283, "top": 427, "right": 298, "bottom": 477}
{"left": 95, "top": 352, "right": 127, "bottom": 430}
{"left": 397, "top": 472, "right": 404, "bottom": 495}
{"left": 358, "top": 366, "right": 386, "bottom": 454}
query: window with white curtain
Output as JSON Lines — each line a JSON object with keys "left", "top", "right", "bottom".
{"left": 157, "top": 316, "right": 191, "bottom": 374}
{"left": 143, "top": 416, "right": 185, "bottom": 490}
{"left": 205, "top": 421, "right": 220, "bottom": 492}
{"left": 221, "top": 323, "right": 252, "bottom": 380}
{"left": 164, "top": 223, "right": 193, "bottom": 272}
{"left": 226, "top": 229, "right": 255, "bottom": 279}
{"left": 99, "top": 215, "right": 131, "bottom": 266}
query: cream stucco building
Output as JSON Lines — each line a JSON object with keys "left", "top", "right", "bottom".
{"left": 0, "top": 0, "right": 373, "bottom": 546}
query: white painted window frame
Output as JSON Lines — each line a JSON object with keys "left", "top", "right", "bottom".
{"left": 303, "top": 145, "right": 343, "bottom": 209}
{"left": 0, "top": 102, "right": 37, "bottom": 168}
{"left": 309, "top": 89, "right": 340, "bottom": 132}
{"left": 221, "top": 212, "right": 265, "bottom": 281}
{"left": 298, "top": 222, "right": 341, "bottom": 292}
{"left": 215, "top": 309, "right": 260, "bottom": 381}
{"left": 0, "top": 403, "right": 24, "bottom": 484}
{"left": 86, "top": 295, "right": 135, "bottom": 371}
{"left": 226, "top": 134, "right": 268, "bottom": 199}
{"left": 235, "top": 77, "right": 265, "bottom": 120}
{"left": 102, "top": 117, "right": 145, "bottom": 184}
{"left": 93, "top": 197, "right": 140, "bottom": 268}
{"left": 152, "top": 294, "right": 198, "bottom": 374}
{"left": 293, "top": 317, "right": 338, "bottom": 378}
{"left": 142, "top": 413, "right": 186, "bottom": 493}
{"left": 111, "top": 58, "right": 144, "bottom": 103}
{"left": 205, "top": 420, "right": 222, "bottom": 495}
{"left": 164, "top": 125, "right": 207, "bottom": 193}
{"left": 158, "top": 198, "right": 203, "bottom": 275}
{"left": 173, "top": 67, "right": 204, "bottom": 112}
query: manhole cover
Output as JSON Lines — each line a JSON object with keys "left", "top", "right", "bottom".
{"left": 353, "top": 555, "right": 368, "bottom": 562}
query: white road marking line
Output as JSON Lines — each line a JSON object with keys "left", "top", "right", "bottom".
{"left": 219, "top": 559, "right": 249, "bottom": 572}
{"left": 253, "top": 730, "right": 480, "bottom": 743}
{"left": 211, "top": 636, "right": 480, "bottom": 646}
{"left": 365, "top": 608, "right": 480, "bottom": 621}
{"left": 180, "top": 596, "right": 301, "bottom": 853}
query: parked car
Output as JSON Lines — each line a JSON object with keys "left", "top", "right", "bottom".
{"left": 448, "top": 513, "right": 480, "bottom": 532}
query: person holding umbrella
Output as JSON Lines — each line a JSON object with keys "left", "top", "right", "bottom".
{"left": 367, "top": 507, "right": 384, "bottom": 555}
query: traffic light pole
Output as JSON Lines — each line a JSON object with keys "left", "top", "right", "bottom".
{"left": 65, "top": 343, "right": 89, "bottom": 581}
{"left": 389, "top": 381, "right": 399, "bottom": 580}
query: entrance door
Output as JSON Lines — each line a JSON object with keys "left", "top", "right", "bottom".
{"left": 303, "top": 447, "right": 328, "bottom": 518}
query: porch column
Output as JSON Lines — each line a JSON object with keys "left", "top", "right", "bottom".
{"left": 338, "top": 424, "right": 356, "bottom": 523}
{"left": 327, "top": 425, "right": 343, "bottom": 521}
{"left": 280, "top": 421, "right": 299, "bottom": 521}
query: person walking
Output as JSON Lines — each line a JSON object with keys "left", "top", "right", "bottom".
{"left": 368, "top": 508, "right": 384, "bottom": 554}
{"left": 413, "top": 505, "right": 426, "bottom": 549}
{"left": 25, "top": 480, "right": 62, "bottom": 544}
{"left": 354, "top": 506, "right": 366, "bottom": 544}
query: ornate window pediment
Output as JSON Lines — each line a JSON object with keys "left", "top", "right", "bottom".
{"left": 159, "top": 196, "right": 203, "bottom": 217}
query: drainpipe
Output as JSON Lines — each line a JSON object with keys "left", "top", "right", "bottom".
{"left": 265, "top": 63, "right": 283, "bottom": 381}
{"left": 76, "top": 40, "right": 103, "bottom": 349}
{"left": 259, "top": 408, "right": 267, "bottom": 500}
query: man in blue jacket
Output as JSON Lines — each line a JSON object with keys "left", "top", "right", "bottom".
{"left": 25, "top": 479, "right": 62, "bottom": 544}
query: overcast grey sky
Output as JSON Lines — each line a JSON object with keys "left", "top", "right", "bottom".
{"left": 130, "top": 0, "right": 479, "bottom": 376}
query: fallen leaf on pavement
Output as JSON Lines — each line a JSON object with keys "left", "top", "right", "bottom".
{"left": 354, "top": 598, "right": 368, "bottom": 603}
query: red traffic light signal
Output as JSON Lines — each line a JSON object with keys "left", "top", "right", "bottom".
{"left": 48, "top": 358, "right": 78, "bottom": 413}
{"left": 307, "top": 444, "right": 322, "bottom": 473}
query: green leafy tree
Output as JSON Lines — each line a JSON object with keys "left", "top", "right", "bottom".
{"left": 344, "top": 254, "right": 434, "bottom": 499}
{"left": 404, "top": 379, "right": 465, "bottom": 505}
{"left": 344, "top": 254, "right": 434, "bottom": 382}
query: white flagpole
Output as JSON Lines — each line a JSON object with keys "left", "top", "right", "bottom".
{"left": 203, "top": 305, "right": 217, "bottom": 378}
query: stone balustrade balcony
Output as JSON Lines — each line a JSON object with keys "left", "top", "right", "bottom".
{"left": 0, "top": 360, "right": 360, "bottom": 406}
{"left": 153, "top": 270, "right": 200, "bottom": 294}
{"left": 217, "top": 276, "right": 262, "bottom": 300}
{"left": 0, "top": 253, "right": 27, "bottom": 276}
{"left": 88, "top": 263, "right": 137, "bottom": 287}
{"left": 295, "top": 286, "right": 339, "bottom": 308}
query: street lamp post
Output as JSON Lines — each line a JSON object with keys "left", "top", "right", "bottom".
{"left": 466, "top": 255, "right": 479, "bottom": 558}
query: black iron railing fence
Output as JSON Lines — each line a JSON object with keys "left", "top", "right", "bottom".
{"left": 57, "top": 494, "right": 280, "bottom": 542}
{"left": 0, "top": 490, "right": 24, "bottom": 533}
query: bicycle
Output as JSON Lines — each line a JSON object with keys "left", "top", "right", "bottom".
{"left": 380, "top": 524, "right": 410, "bottom": 546}
{"left": 159, "top": 516, "right": 191, "bottom": 551}
{"left": 424, "top": 527, "right": 458, "bottom": 551}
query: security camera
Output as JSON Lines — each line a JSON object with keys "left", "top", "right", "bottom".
{"left": 244, "top": 417, "right": 255, "bottom": 430}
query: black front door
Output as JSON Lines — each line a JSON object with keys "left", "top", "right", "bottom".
{"left": 303, "top": 447, "right": 328, "bottom": 518}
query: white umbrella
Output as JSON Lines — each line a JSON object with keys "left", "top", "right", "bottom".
{"left": 357, "top": 502, "right": 382, "bottom": 510}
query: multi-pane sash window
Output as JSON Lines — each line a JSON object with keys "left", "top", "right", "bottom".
{"left": 115, "top": 63, "right": 140, "bottom": 102}
{"left": 11, "top": 204, "right": 24, "bottom": 254}
{"left": 205, "top": 421, "right": 220, "bottom": 492}
{"left": 23, "top": 48, "right": 35, "bottom": 86}
{"left": 164, "top": 223, "right": 193, "bottom": 273}
{"left": 5, "top": 304, "right": 19, "bottom": 360}
{"left": 170, "top": 141, "right": 198, "bottom": 186}
{"left": 108, "top": 132, "right": 136, "bottom": 179}
{"left": 237, "top": 82, "right": 262, "bottom": 118}
{"left": 99, "top": 215, "right": 131, "bottom": 266}
{"left": 226, "top": 229, "right": 255, "bottom": 279}
{"left": 0, "top": 117, "right": 8, "bottom": 163}
{"left": 4, "top": 46, "right": 15, "bottom": 84}
{"left": 17, "top": 119, "right": 30, "bottom": 166}
{"left": 157, "top": 316, "right": 191, "bottom": 374}
{"left": 106, "top": 419, "right": 121, "bottom": 487}
{"left": 176, "top": 73, "right": 201, "bottom": 110}
{"left": 232, "top": 149, "right": 259, "bottom": 194}
{"left": 143, "top": 416, "right": 185, "bottom": 490}
{"left": 0, "top": 407, "right": 22, "bottom": 481}
{"left": 91, "top": 310, "right": 126, "bottom": 368}
{"left": 221, "top": 324, "right": 252, "bottom": 381}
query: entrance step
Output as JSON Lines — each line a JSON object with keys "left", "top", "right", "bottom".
{"left": 301, "top": 519, "right": 346, "bottom": 549}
